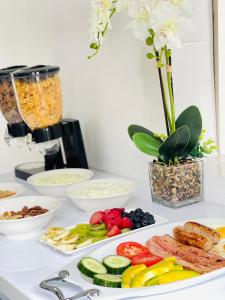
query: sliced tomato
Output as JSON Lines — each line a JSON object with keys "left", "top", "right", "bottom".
{"left": 117, "top": 242, "right": 149, "bottom": 259}
{"left": 131, "top": 254, "right": 162, "bottom": 267}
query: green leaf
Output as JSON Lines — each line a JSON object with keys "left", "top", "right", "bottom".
{"left": 176, "top": 106, "right": 202, "bottom": 158}
{"left": 146, "top": 37, "right": 153, "bottom": 46}
{"left": 128, "top": 125, "right": 163, "bottom": 142}
{"left": 133, "top": 133, "right": 162, "bottom": 157}
{"left": 159, "top": 126, "right": 190, "bottom": 163}
{"left": 146, "top": 53, "right": 154, "bottom": 60}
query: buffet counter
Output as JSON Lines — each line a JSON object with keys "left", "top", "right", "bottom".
{"left": 1, "top": 166, "right": 225, "bottom": 300}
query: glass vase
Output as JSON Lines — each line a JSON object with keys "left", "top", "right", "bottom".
{"left": 149, "top": 160, "right": 203, "bottom": 208}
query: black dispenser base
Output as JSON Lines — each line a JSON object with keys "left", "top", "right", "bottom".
{"left": 14, "top": 119, "right": 89, "bottom": 180}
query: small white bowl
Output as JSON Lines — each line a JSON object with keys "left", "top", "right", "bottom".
{"left": 66, "top": 178, "right": 136, "bottom": 212}
{"left": 0, "top": 196, "right": 60, "bottom": 237}
{"left": 27, "top": 168, "right": 94, "bottom": 198}
{"left": 0, "top": 182, "right": 25, "bottom": 200}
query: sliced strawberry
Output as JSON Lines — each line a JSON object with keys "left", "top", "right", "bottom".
{"left": 89, "top": 211, "right": 105, "bottom": 225}
{"left": 120, "top": 217, "right": 133, "bottom": 229}
{"left": 106, "top": 225, "right": 121, "bottom": 237}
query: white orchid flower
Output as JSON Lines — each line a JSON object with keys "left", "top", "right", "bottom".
{"left": 149, "top": 0, "right": 194, "bottom": 49}
{"left": 89, "top": 0, "right": 114, "bottom": 44}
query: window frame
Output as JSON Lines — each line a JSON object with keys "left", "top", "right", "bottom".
{"left": 213, "top": 0, "right": 225, "bottom": 152}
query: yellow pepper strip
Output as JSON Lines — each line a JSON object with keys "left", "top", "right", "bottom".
{"left": 145, "top": 277, "right": 159, "bottom": 286}
{"left": 216, "top": 227, "right": 225, "bottom": 238}
{"left": 131, "top": 262, "right": 174, "bottom": 288}
{"left": 173, "top": 264, "right": 183, "bottom": 271}
{"left": 158, "top": 270, "right": 199, "bottom": 285}
{"left": 150, "top": 257, "right": 176, "bottom": 270}
{"left": 121, "top": 264, "right": 147, "bottom": 288}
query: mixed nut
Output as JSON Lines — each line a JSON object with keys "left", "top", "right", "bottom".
{"left": 0, "top": 206, "right": 49, "bottom": 220}
{"left": 0, "top": 190, "right": 16, "bottom": 199}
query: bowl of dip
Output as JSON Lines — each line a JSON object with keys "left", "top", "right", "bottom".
{"left": 66, "top": 178, "right": 136, "bottom": 212}
{"left": 27, "top": 169, "right": 94, "bottom": 198}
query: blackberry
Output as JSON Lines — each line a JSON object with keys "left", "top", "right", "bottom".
{"left": 141, "top": 218, "right": 150, "bottom": 226}
{"left": 133, "top": 222, "right": 142, "bottom": 229}
{"left": 131, "top": 215, "right": 141, "bottom": 223}
{"left": 122, "top": 212, "right": 130, "bottom": 218}
{"left": 135, "top": 208, "right": 143, "bottom": 213}
{"left": 143, "top": 212, "right": 153, "bottom": 218}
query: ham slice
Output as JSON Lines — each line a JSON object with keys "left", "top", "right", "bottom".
{"left": 147, "top": 235, "right": 225, "bottom": 274}
{"left": 147, "top": 238, "right": 210, "bottom": 274}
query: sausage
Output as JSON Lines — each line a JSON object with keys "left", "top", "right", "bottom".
{"left": 184, "top": 221, "right": 220, "bottom": 244}
{"left": 173, "top": 226, "right": 213, "bottom": 251}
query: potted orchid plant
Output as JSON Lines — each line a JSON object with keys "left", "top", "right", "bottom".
{"left": 88, "top": 0, "right": 217, "bottom": 208}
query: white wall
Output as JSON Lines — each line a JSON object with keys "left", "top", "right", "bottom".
{"left": 0, "top": 0, "right": 216, "bottom": 182}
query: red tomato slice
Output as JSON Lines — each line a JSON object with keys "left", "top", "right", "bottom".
{"left": 131, "top": 254, "right": 162, "bottom": 267}
{"left": 117, "top": 242, "right": 149, "bottom": 259}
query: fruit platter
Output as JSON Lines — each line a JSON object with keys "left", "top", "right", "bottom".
{"left": 47, "top": 218, "right": 225, "bottom": 299}
{"left": 41, "top": 208, "right": 167, "bottom": 254}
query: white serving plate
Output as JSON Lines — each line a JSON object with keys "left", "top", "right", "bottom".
{"left": 0, "top": 182, "right": 25, "bottom": 200}
{"left": 57, "top": 218, "right": 225, "bottom": 300}
{"left": 40, "top": 210, "right": 168, "bottom": 255}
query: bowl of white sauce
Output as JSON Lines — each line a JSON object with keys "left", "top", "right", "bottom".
{"left": 66, "top": 178, "right": 136, "bottom": 211}
{"left": 27, "top": 169, "right": 94, "bottom": 198}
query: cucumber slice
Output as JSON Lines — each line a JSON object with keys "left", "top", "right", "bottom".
{"left": 78, "top": 257, "right": 107, "bottom": 278}
{"left": 94, "top": 274, "right": 121, "bottom": 288}
{"left": 103, "top": 255, "right": 131, "bottom": 275}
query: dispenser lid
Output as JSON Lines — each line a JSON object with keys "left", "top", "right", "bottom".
{"left": 0, "top": 65, "right": 27, "bottom": 78}
{"left": 13, "top": 65, "right": 60, "bottom": 78}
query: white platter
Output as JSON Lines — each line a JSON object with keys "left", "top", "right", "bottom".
{"left": 0, "top": 182, "right": 25, "bottom": 200}
{"left": 40, "top": 211, "right": 168, "bottom": 255}
{"left": 56, "top": 218, "right": 225, "bottom": 300}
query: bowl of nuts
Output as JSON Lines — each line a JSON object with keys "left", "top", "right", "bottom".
{"left": 0, "top": 196, "right": 60, "bottom": 237}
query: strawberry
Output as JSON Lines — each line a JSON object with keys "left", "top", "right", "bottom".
{"left": 106, "top": 225, "right": 121, "bottom": 237}
{"left": 89, "top": 211, "right": 105, "bottom": 225}
{"left": 120, "top": 217, "right": 133, "bottom": 229}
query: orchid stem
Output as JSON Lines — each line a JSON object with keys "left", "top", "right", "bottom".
{"left": 165, "top": 47, "right": 175, "bottom": 133}
{"left": 155, "top": 49, "right": 171, "bottom": 136}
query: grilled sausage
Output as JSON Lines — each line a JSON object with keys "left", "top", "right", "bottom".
{"left": 184, "top": 221, "right": 220, "bottom": 244}
{"left": 173, "top": 226, "right": 213, "bottom": 251}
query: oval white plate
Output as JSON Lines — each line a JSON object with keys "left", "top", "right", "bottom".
{"left": 0, "top": 182, "right": 25, "bottom": 200}
{"left": 60, "top": 218, "right": 225, "bottom": 300}
{"left": 40, "top": 209, "right": 167, "bottom": 255}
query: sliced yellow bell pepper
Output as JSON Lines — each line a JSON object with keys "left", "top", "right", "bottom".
{"left": 150, "top": 257, "right": 176, "bottom": 270}
{"left": 158, "top": 270, "right": 199, "bottom": 285}
{"left": 145, "top": 277, "right": 159, "bottom": 286}
{"left": 131, "top": 262, "right": 174, "bottom": 288}
{"left": 216, "top": 227, "right": 225, "bottom": 238}
{"left": 173, "top": 264, "right": 183, "bottom": 271}
{"left": 121, "top": 264, "right": 146, "bottom": 288}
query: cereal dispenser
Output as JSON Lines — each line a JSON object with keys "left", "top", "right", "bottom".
{"left": 0, "top": 65, "right": 31, "bottom": 146}
{"left": 0, "top": 65, "right": 88, "bottom": 180}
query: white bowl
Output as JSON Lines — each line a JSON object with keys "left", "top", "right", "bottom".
{"left": 27, "top": 168, "right": 94, "bottom": 198}
{"left": 0, "top": 196, "right": 60, "bottom": 237}
{"left": 66, "top": 178, "right": 136, "bottom": 212}
{"left": 0, "top": 182, "right": 25, "bottom": 200}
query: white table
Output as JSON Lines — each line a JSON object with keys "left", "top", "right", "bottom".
{"left": 1, "top": 164, "right": 225, "bottom": 300}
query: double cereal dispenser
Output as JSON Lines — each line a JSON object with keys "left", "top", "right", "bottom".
{"left": 0, "top": 65, "right": 88, "bottom": 180}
